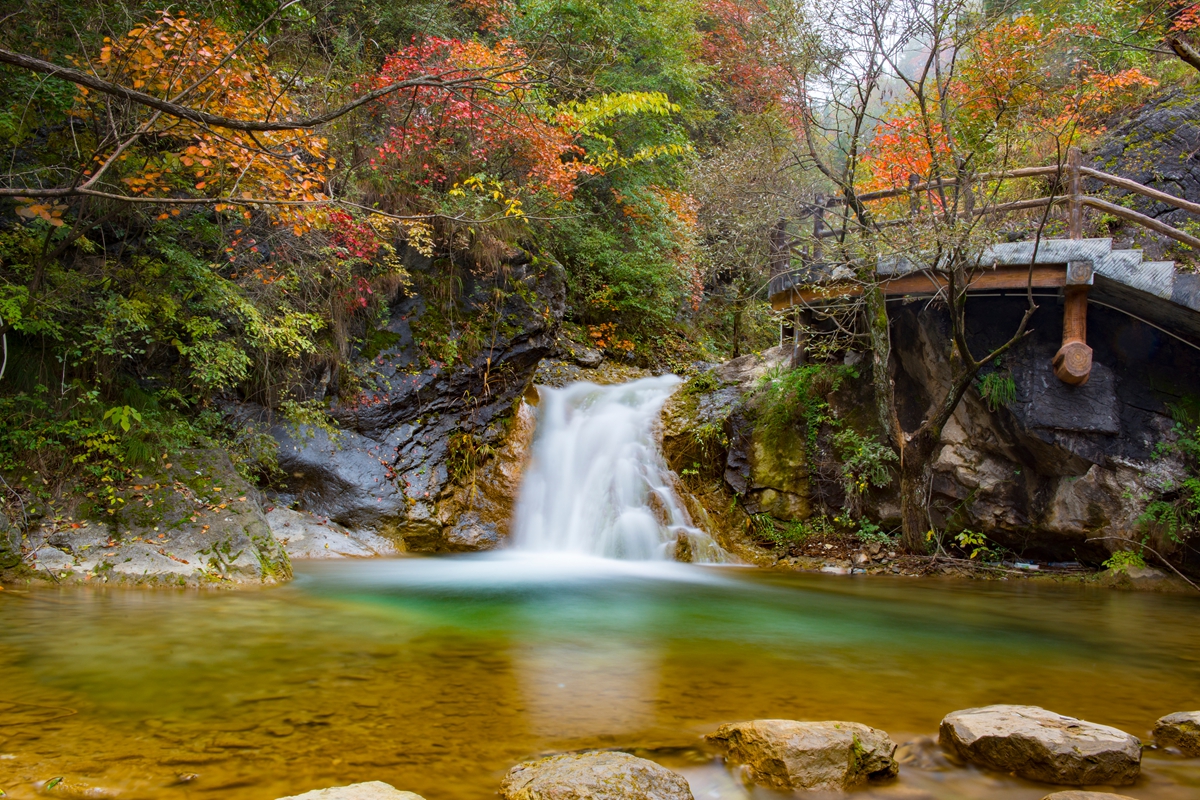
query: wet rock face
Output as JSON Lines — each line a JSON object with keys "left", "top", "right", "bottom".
{"left": 938, "top": 705, "right": 1141, "bottom": 786}
{"left": 896, "top": 298, "right": 1199, "bottom": 562}
{"left": 706, "top": 719, "right": 898, "bottom": 791}
{"left": 24, "top": 449, "right": 290, "bottom": 586}
{"left": 265, "top": 257, "right": 564, "bottom": 551}
{"left": 500, "top": 752, "right": 694, "bottom": 800}
{"left": 1154, "top": 711, "right": 1200, "bottom": 755}
{"left": 278, "top": 782, "right": 425, "bottom": 800}
{"left": 664, "top": 293, "right": 1200, "bottom": 564}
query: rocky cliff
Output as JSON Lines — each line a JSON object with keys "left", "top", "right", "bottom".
{"left": 245, "top": 253, "right": 563, "bottom": 553}
{"left": 662, "top": 296, "right": 1200, "bottom": 569}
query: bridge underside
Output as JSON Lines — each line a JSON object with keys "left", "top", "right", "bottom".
{"left": 768, "top": 238, "right": 1200, "bottom": 384}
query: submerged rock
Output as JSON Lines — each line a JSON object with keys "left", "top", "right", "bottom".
{"left": 500, "top": 751, "right": 693, "bottom": 800}
{"left": 277, "top": 782, "right": 424, "bottom": 800}
{"left": 939, "top": 705, "right": 1141, "bottom": 785}
{"left": 1154, "top": 711, "right": 1200, "bottom": 755}
{"left": 706, "top": 719, "right": 898, "bottom": 791}
{"left": 1040, "top": 793, "right": 1139, "bottom": 800}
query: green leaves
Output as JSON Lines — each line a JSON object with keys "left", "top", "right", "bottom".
{"left": 103, "top": 405, "right": 143, "bottom": 433}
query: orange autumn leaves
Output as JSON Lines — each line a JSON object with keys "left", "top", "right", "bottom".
{"left": 91, "top": 11, "right": 330, "bottom": 234}
{"left": 859, "top": 16, "right": 1157, "bottom": 196}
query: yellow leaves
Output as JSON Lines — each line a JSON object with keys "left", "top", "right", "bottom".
{"left": 402, "top": 221, "right": 435, "bottom": 257}
{"left": 15, "top": 199, "right": 68, "bottom": 226}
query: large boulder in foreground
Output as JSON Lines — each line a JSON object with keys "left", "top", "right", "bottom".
{"left": 1154, "top": 711, "right": 1200, "bottom": 755}
{"left": 706, "top": 719, "right": 898, "bottom": 791}
{"left": 500, "top": 752, "right": 693, "bottom": 800}
{"left": 939, "top": 705, "right": 1141, "bottom": 785}
{"left": 278, "top": 782, "right": 424, "bottom": 799}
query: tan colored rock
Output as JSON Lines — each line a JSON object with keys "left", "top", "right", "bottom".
{"left": 1154, "top": 711, "right": 1200, "bottom": 755}
{"left": 1040, "top": 793, "right": 1138, "bottom": 800}
{"left": 437, "top": 399, "right": 538, "bottom": 549}
{"left": 277, "top": 782, "right": 424, "bottom": 800}
{"left": 939, "top": 705, "right": 1140, "bottom": 786}
{"left": 706, "top": 719, "right": 898, "bottom": 791}
{"left": 500, "top": 752, "right": 693, "bottom": 800}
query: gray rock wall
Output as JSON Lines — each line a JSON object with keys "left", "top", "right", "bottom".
{"left": 259, "top": 255, "right": 565, "bottom": 552}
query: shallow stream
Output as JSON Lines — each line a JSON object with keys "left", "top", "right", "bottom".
{"left": 2, "top": 558, "right": 1199, "bottom": 800}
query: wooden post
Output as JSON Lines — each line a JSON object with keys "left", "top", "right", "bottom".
{"left": 908, "top": 173, "right": 920, "bottom": 217}
{"left": 1053, "top": 147, "right": 1093, "bottom": 385}
{"left": 791, "top": 308, "right": 811, "bottom": 367}
{"left": 1067, "top": 146, "right": 1083, "bottom": 239}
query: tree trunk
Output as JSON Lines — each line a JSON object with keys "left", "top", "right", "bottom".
{"left": 863, "top": 282, "right": 897, "bottom": 448}
{"left": 898, "top": 431, "right": 938, "bottom": 553}
{"left": 731, "top": 304, "right": 742, "bottom": 358}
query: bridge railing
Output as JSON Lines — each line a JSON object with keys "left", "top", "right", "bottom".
{"left": 770, "top": 147, "right": 1200, "bottom": 386}
{"left": 772, "top": 146, "right": 1200, "bottom": 282}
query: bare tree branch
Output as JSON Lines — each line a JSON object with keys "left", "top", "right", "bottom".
{"left": 0, "top": 47, "right": 525, "bottom": 132}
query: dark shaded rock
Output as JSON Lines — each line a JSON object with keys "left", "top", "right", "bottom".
{"left": 706, "top": 719, "right": 898, "bottom": 791}
{"left": 1154, "top": 711, "right": 1200, "bottom": 755}
{"left": 939, "top": 705, "right": 1141, "bottom": 786}
{"left": 500, "top": 752, "right": 693, "bottom": 800}
{"left": 260, "top": 257, "right": 564, "bottom": 551}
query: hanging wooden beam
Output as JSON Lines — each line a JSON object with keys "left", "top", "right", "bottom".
{"left": 1053, "top": 147, "right": 1094, "bottom": 385}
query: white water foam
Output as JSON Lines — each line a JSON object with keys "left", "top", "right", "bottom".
{"left": 512, "top": 375, "right": 725, "bottom": 562}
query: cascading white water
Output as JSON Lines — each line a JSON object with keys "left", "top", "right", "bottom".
{"left": 512, "top": 375, "right": 724, "bottom": 562}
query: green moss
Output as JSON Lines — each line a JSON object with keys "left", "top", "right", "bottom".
{"left": 358, "top": 328, "right": 402, "bottom": 361}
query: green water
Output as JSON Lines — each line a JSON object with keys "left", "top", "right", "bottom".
{"left": 1, "top": 555, "right": 1198, "bottom": 800}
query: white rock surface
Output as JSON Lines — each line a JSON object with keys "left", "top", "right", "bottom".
{"left": 267, "top": 507, "right": 398, "bottom": 558}
{"left": 278, "top": 781, "right": 423, "bottom": 800}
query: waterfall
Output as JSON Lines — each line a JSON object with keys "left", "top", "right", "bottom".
{"left": 512, "top": 375, "right": 724, "bottom": 562}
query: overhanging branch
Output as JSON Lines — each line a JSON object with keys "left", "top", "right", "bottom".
{"left": 0, "top": 47, "right": 520, "bottom": 132}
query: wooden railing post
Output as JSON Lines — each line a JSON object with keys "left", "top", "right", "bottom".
{"left": 1053, "top": 146, "right": 1093, "bottom": 385}
{"left": 1067, "top": 146, "right": 1083, "bottom": 239}
{"left": 908, "top": 174, "right": 920, "bottom": 217}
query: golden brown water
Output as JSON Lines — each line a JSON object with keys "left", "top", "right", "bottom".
{"left": 1, "top": 555, "right": 1199, "bottom": 800}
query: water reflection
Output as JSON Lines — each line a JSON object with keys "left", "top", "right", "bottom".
{"left": 0, "top": 559, "right": 1198, "bottom": 800}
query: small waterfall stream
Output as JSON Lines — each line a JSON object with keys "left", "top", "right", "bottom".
{"left": 512, "top": 375, "right": 724, "bottom": 562}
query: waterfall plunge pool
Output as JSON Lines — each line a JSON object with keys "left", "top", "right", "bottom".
{"left": 2, "top": 561, "right": 1199, "bottom": 800}
{"left": 4, "top": 379, "right": 1199, "bottom": 799}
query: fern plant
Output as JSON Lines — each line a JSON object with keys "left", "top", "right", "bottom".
{"left": 976, "top": 359, "right": 1016, "bottom": 412}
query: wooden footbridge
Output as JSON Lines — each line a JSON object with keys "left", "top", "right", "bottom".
{"left": 768, "top": 148, "right": 1200, "bottom": 385}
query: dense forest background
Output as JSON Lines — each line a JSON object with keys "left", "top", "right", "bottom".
{"left": 2, "top": 0, "right": 1198, "bottom": 529}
